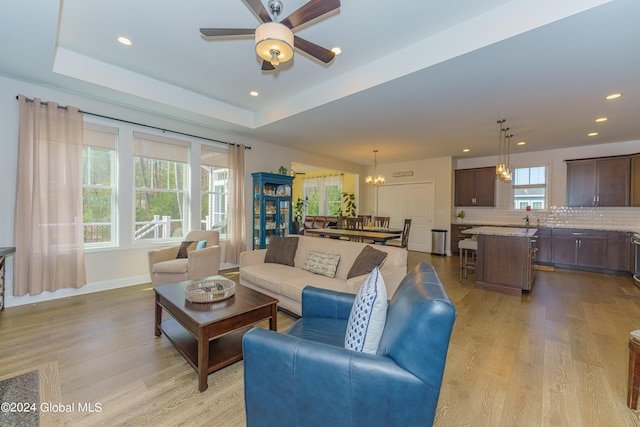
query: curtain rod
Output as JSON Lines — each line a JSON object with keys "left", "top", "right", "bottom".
{"left": 16, "top": 95, "right": 251, "bottom": 150}
{"left": 301, "top": 173, "right": 344, "bottom": 179}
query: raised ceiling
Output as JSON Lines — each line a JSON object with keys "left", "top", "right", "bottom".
{"left": 1, "top": 0, "right": 638, "bottom": 166}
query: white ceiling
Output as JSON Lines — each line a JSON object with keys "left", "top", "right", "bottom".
{"left": 1, "top": 0, "right": 639, "bottom": 167}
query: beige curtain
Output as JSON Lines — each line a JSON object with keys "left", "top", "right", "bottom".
{"left": 226, "top": 143, "right": 246, "bottom": 264}
{"left": 13, "top": 95, "right": 87, "bottom": 296}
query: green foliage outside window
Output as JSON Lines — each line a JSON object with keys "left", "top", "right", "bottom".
{"left": 83, "top": 146, "right": 114, "bottom": 243}
{"left": 326, "top": 185, "right": 342, "bottom": 215}
{"left": 306, "top": 187, "right": 319, "bottom": 216}
{"left": 134, "top": 157, "right": 187, "bottom": 237}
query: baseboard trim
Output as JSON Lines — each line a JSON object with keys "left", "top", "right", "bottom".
{"left": 5, "top": 274, "right": 150, "bottom": 308}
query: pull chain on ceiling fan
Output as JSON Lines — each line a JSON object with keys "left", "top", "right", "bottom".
{"left": 200, "top": 0, "right": 340, "bottom": 71}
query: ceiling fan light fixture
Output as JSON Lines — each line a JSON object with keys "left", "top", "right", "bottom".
{"left": 255, "top": 22, "right": 294, "bottom": 66}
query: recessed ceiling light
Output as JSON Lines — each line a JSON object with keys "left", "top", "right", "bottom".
{"left": 117, "top": 36, "right": 133, "bottom": 46}
{"left": 331, "top": 47, "right": 342, "bottom": 55}
{"left": 462, "top": 148, "right": 470, "bottom": 152}
{"left": 588, "top": 132, "right": 599, "bottom": 137}
{"left": 249, "top": 91, "right": 259, "bottom": 97}
{"left": 517, "top": 141, "right": 526, "bottom": 146}
{"left": 595, "top": 117, "right": 608, "bottom": 122}
{"left": 605, "top": 93, "right": 622, "bottom": 100}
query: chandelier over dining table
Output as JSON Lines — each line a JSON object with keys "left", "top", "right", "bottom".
{"left": 365, "top": 149, "right": 385, "bottom": 185}
{"left": 495, "top": 119, "right": 514, "bottom": 182}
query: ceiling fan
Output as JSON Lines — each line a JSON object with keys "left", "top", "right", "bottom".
{"left": 200, "top": 0, "right": 340, "bottom": 71}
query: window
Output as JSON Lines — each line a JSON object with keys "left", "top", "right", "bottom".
{"left": 133, "top": 132, "right": 189, "bottom": 240}
{"left": 305, "top": 185, "right": 320, "bottom": 216}
{"left": 512, "top": 166, "right": 547, "bottom": 210}
{"left": 83, "top": 124, "right": 117, "bottom": 246}
{"left": 302, "top": 174, "right": 343, "bottom": 216}
{"left": 201, "top": 146, "right": 229, "bottom": 236}
{"left": 326, "top": 184, "right": 342, "bottom": 215}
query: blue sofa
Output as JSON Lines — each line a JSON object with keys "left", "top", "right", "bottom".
{"left": 242, "top": 262, "right": 457, "bottom": 427}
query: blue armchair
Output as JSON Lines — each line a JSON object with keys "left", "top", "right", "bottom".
{"left": 242, "top": 262, "right": 457, "bottom": 427}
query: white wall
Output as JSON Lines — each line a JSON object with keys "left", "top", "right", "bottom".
{"left": 361, "top": 155, "right": 454, "bottom": 231}
{"left": 0, "top": 75, "right": 363, "bottom": 307}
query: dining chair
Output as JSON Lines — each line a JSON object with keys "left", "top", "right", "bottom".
{"left": 373, "top": 216, "right": 390, "bottom": 228}
{"left": 357, "top": 214, "right": 372, "bottom": 227}
{"left": 388, "top": 218, "right": 412, "bottom": 249}
{"left": 345, "top": 217, "right": 365, "bottom": 242}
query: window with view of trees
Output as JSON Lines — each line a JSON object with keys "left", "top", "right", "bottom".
{"left": 305, "top": 185, "right": 320, "bottom": 216}
{"left": 133, "top": 132, "right": 189, "bottom": 240}
{"left": 83, "top": 124, "right": 117, "bottom": 246}
{"left": 326, "top": 184, "right": 342, "bottom": 215}
{"left": 81, "top": 120, "right": 231, "bottom": 248}
{"left": 302, "top": 174, "right": 343, "bottom": 216}
{"left": 512, "top": 166, "right": 548, "bottom": 210}
{"left": 201, "top": 146, "right": 229, "bottom": 236}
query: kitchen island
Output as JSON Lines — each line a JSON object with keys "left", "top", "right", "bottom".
{"left": 463, "top": 226, "right": 538, "bottom": 296}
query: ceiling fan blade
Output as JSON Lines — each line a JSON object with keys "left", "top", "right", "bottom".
{"left": 243, "top": 0, "right": 272, "bottom": 23}
{"left": 280, "top": 0, "right": 340, "bottom": 29}
{"left": 294, "top": 36, "right": 335, "bottom": 63}
{"left": 261, "top": 60, "right": 276, "bottom": 71}
{"left": 200, "top": 28, "right": 255, "bottom": 37}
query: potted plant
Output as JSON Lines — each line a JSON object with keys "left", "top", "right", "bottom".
{"left": 342, "top": 192, "right": 357, "bottom": 217}
{"left": 456, "top": 210, "right": 465, "bottom": 223}
{"left": 292, "top": 197, "right": 307, "bottom": 234}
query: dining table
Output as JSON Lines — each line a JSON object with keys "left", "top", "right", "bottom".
{"left": 303, "top": 228, "right": 402, "bottom": 245}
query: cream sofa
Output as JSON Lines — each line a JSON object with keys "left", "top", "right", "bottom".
{"left": 240, "top": 235, "right": 408, "bottom": 316}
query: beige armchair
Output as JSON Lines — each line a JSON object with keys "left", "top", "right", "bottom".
{"left": 148, "top": 230, "right": 222, "bottom": 287}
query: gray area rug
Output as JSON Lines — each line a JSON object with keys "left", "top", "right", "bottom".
{"left": 0, "top": 370, "right": 39, "bottom": 427}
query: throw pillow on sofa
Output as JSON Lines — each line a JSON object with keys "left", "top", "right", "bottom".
{"left": 302, "top": 251, "right": 341, "bottom": 278}
{"left": 347, "top": 245, "right": 388, "bottom": 279}
{"left": 264, "top": 236, "right": 299, "bottom": 267}
{"left": 176, "top": 241, "right": 198, "bottom": 259}
{"left": 344, "top": 267, "right": 387, "bottom": 354}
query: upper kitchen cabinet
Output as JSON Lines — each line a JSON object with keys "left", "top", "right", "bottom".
{"left": 632, "top": 154, "right": 640, "bottom": 207}
{"left": 566, "top": 156, "right": 630, "bottom": 207}
{"left": 455, "top": 167, "right": 496, "bottom": 207}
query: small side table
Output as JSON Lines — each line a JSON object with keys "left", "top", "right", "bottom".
{"left": 628, "top": 331, "right": 640, "bottom": 409}
{"left": 0, "top": 247, "right": 16, "bottom": 311}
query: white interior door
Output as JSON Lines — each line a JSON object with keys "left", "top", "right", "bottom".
{"left": 376, "top": 182, "right": 435, "bottom": 252}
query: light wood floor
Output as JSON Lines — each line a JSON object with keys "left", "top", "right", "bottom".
{"left": 1, "top": 253, "right": 640, "bottom": 426}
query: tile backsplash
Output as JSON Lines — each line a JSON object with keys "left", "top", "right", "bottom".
{"left": 456, "top": 206, "right": 640, "bottom": 232}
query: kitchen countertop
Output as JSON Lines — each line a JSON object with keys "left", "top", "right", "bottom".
{"left": 454, "top": 222, "right": 640, "bottom": 234}
{"left": 463, "top": 226, "right": 538, "bottom": 237}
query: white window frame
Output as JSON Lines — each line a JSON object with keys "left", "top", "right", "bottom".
{"left": 511, "top": 164, "right": 549, "bottom": 211}
{"left": 302, "top": 174, "right": 343, "bottom": 216}
{"left": 82, "top": 123, "right": 118, "bottom": 248}
{"left": 82, "top": 116, "right": 231, "bottom": 250}
{"left": 133, "top": 132, "right": 190, "bottom": 241}
{"left": 200, "top": 145, "right": 229, "bottom": 238}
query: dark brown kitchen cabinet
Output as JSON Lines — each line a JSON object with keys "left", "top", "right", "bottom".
{"left": 632, "top": 155, "right": 640, "bottom": 207}
{"left": 606, "top": 231, "right": 631, "bottom": 272}
{"left": 566, "top": 156, "right": 630, "bottom": 207}
{"left": 475, "top": 234, "right": 535, "bottom": 295}
{"left": 552, "top": 229, "right": 607, "bottom": 269}
{"left": 534, "top": 228, "right": 552, "bottom": 264}
{"left": 454, "top": 167, "right": 495, "bottom": 206}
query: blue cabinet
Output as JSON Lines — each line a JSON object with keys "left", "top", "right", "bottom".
{"left": 252, "top": 172, "right": 293, "bottom": 249}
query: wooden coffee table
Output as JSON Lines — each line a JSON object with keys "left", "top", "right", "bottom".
{"left": 154, "top": 277, "right": 278, "bottom": 392}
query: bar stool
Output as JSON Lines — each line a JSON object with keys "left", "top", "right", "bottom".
{"left": 458, "top": 236, "right": 478, "bottom": 282}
